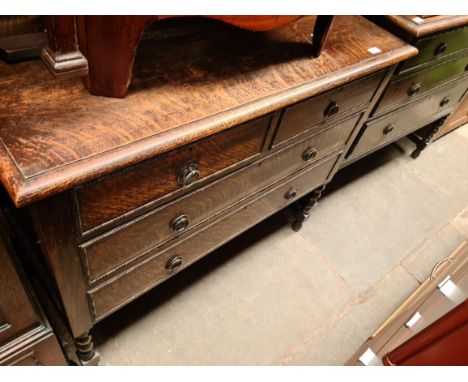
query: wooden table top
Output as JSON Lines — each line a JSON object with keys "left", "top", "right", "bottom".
{"left": 379, "top": 15, "right": 468, "bottom": 39}
{"left": 0, "top": 16, "right": 417, "bottom": 207}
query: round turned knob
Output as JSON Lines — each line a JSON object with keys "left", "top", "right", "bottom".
{"left": 177, "top": 163, "right": 199, "bottom": 186}
{"left": 170, "top": 214, "right": 190, "bottom": 232}
{"left": 166, "top": 256, "right": 183, "bottom": 271}
{"left": 284, "top": 188, "right": 298, "bottom": 201}
{"left": 302, "top": 147, "right": 317, "bottom": 162}
{"left": 324, "top": 101, "right": 340, "bottom": 118}
{"left": 407, "top": 83, "right": 421, "bottom": 97}
{"left": 440, "top": 97, "right": 450, "bottom": 107}
{"left": 383, "top": 124, "right": 394, "bottom": 135}
{"left": 434, "top": 42, "right": 447, "bottom": 57}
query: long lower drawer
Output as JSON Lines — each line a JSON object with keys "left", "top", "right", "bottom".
{"left": 88, "top": 153, "right": 340, "bottom": 321}
{"left": 349, "top": 78, "right": 468, "bottom": 160}
{"left": 80, "top": 114, "right": 359, "bottom": 284}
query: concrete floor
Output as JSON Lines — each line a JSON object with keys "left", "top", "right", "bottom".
{"left": 93, "top": 124, "right": 468, "bottom": 365}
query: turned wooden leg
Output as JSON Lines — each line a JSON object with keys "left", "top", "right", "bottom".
{"left": 292, "top": 185, "right": 326, "bottom": 231}
{"left": 75, "top": 332, "right": 99, "bottom": 365}
{"left": 311, "top": 16, "right": 335, "bottom": 58}
{"left": 411, "top": 116, "right": 447, "bottom": 159}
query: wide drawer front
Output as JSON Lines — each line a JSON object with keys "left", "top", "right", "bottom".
{"left": 75, "top": 114, "right": 272, "bottom": 233}
{"left": 273, "top": 71, "right": 383, "bottom": 145}
{"left": 375, "top": 55, "right": 468, "bottom": 115}
{"left": 350, "top": 79, "right": 468, "bottom": 160}
{"left": 88, "top": 154, "right": 339, "bottom": 321}
{"left": 400, "top": 26, "right": 468, "bottom": 73}
{"left": 81, "top": 115, "right": 359, "bottom": 283}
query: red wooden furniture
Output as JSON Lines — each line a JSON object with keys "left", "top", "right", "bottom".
{"left": 41, "top": 16, "right": 335, "bottom": 98}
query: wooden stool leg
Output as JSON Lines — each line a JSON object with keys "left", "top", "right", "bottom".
{"left": 292, "top": 185, "right": 326, "bottom": 231}
{"left": 311, "top": 16, "right": 335, "bottom": 58}
{"left": 76, "top": 16, "right": 151, "bottom": 98}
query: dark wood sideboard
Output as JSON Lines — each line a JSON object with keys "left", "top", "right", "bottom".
{"left": 0, "top": 16, "right": 419, "bottom": 365}
{"left": 343, "top": 15, "right": 468, "bottom": 163}
{"left": 0, "top": 205, "right": 66, "bottom": 365}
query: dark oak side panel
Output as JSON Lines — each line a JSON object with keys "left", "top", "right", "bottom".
{"left": 30, "top": 193, "right": 93, "bottom": 338}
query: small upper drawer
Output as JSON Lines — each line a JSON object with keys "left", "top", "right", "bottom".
{"left": 399, "top": 26, "right": 468, "bottom": 73}
{"left": 350, "top": 78, "right": 468, "bottom": 160}
{"left": 273, "top": 71, "right": 384, "bottom": 145}
{"left": 88, "top": 153, "right": 340, "bottom": 321}
{"left": 81, "top": 114, "right": 359, "bottom": 284}
{"left": 74, "top": 115, "right": 272, "bottom": 233}
{"left": 375, "top": 56, "right": 468, "bottom": 116}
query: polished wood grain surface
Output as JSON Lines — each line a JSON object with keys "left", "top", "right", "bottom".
{"left": 88, "top": 153, "right": 339, "bottom": 321}
{"left": 0, "top": 16, "right": 417, "bottom": 207}
{"left": 80, "top": 115, "right": 358, "bottom": 284}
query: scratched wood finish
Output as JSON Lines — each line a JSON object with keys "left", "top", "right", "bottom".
{"left": 88, "top": 154, "right": 339, "bottom": 321}
{"left": 350, "top": 77, "right": 468, "bottom": 160}
{"left": 75, "top": 115, "right": 271, "bottom": 232}
{"left": 274, "top": 71, "right": 383, "bottom": 145}
{"left": 374, "top": 56, "right": 468, "bottom": 116}
{"left": 0, "top": 16, "right": 417, "bottom": 207}
{"left": 81, "top": 115, "right": 358, "bottom": 284}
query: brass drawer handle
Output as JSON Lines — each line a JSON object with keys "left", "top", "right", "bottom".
{"left": 407, "top": 83, "right": 421, "bottom": 97}
{"left": 440, "top": 97, "right": 450, "bottom": 107}
{"left": 383, "top": 124, "right": 394, "bottom": 135}
{"left": 324, "top": 101, "right": 340, "bottom": 118}
{"left": 285, "top": 188, "right": 298, "bottom": 201}
{"left": 170, "top": 214, "right": 190, "bottom": 232}
{"left": 434, "top": 42, "right": 447, "bottom": 57}
{"left": 302, "top": 147, "right": 317, "bottom": 162}
{"left": 166, "top": 256, "right": 183, "bottom": 271}
{"left": 177, "top": 163, "right": 199, "bottom": 186}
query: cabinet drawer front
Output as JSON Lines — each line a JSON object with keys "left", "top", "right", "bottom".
{"left": 0, "top": 233, "right": 39, "bottom": 347}
{"left": 81, "top": 115, "right": 359, "bottom": 283}
{"left": 88, "top": 154, "right": 339, "bottom": 321}
{"left": 350, "top": 79, "right": 468, "bottom": 159}
{"left": 376, "top": 56, "right": 468, "bottom": 115}
{"left": 400, "top": 26, "right": 468, "bottom": 73}
{"left": 273, "top": 72, "right": 383, "bottom": 145}
{"left": 75, "top": 115, "right": 272, "bottom": 233}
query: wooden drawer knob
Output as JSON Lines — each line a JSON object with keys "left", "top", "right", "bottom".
{"left": 284, "top": 188, "right": 298, "bottom": 201}
{"left": 407, "top": 83, "right": 421, "bottom": 97}
{"left": 177, "top": 163, "right": 199, "bottom": 186}
{"left": 434, "top": 42, "right": 447, "bottom": 57}
{"left": 324, "top": 101, "right": 340, "bottom": 118}
{"left": 383, "top": 124, "right": 394, "bottom": 135}
{"left": 166, "top": 256, "right": 183, "bottom": 271}
{"left": 171, "top": 214, "right": 190, "bottom": 232}
{"left": 302, "top": 147, "right": 317, "bottom": 162}
{"left": 440, "top": 97, "right": 450, "bottom": 107}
